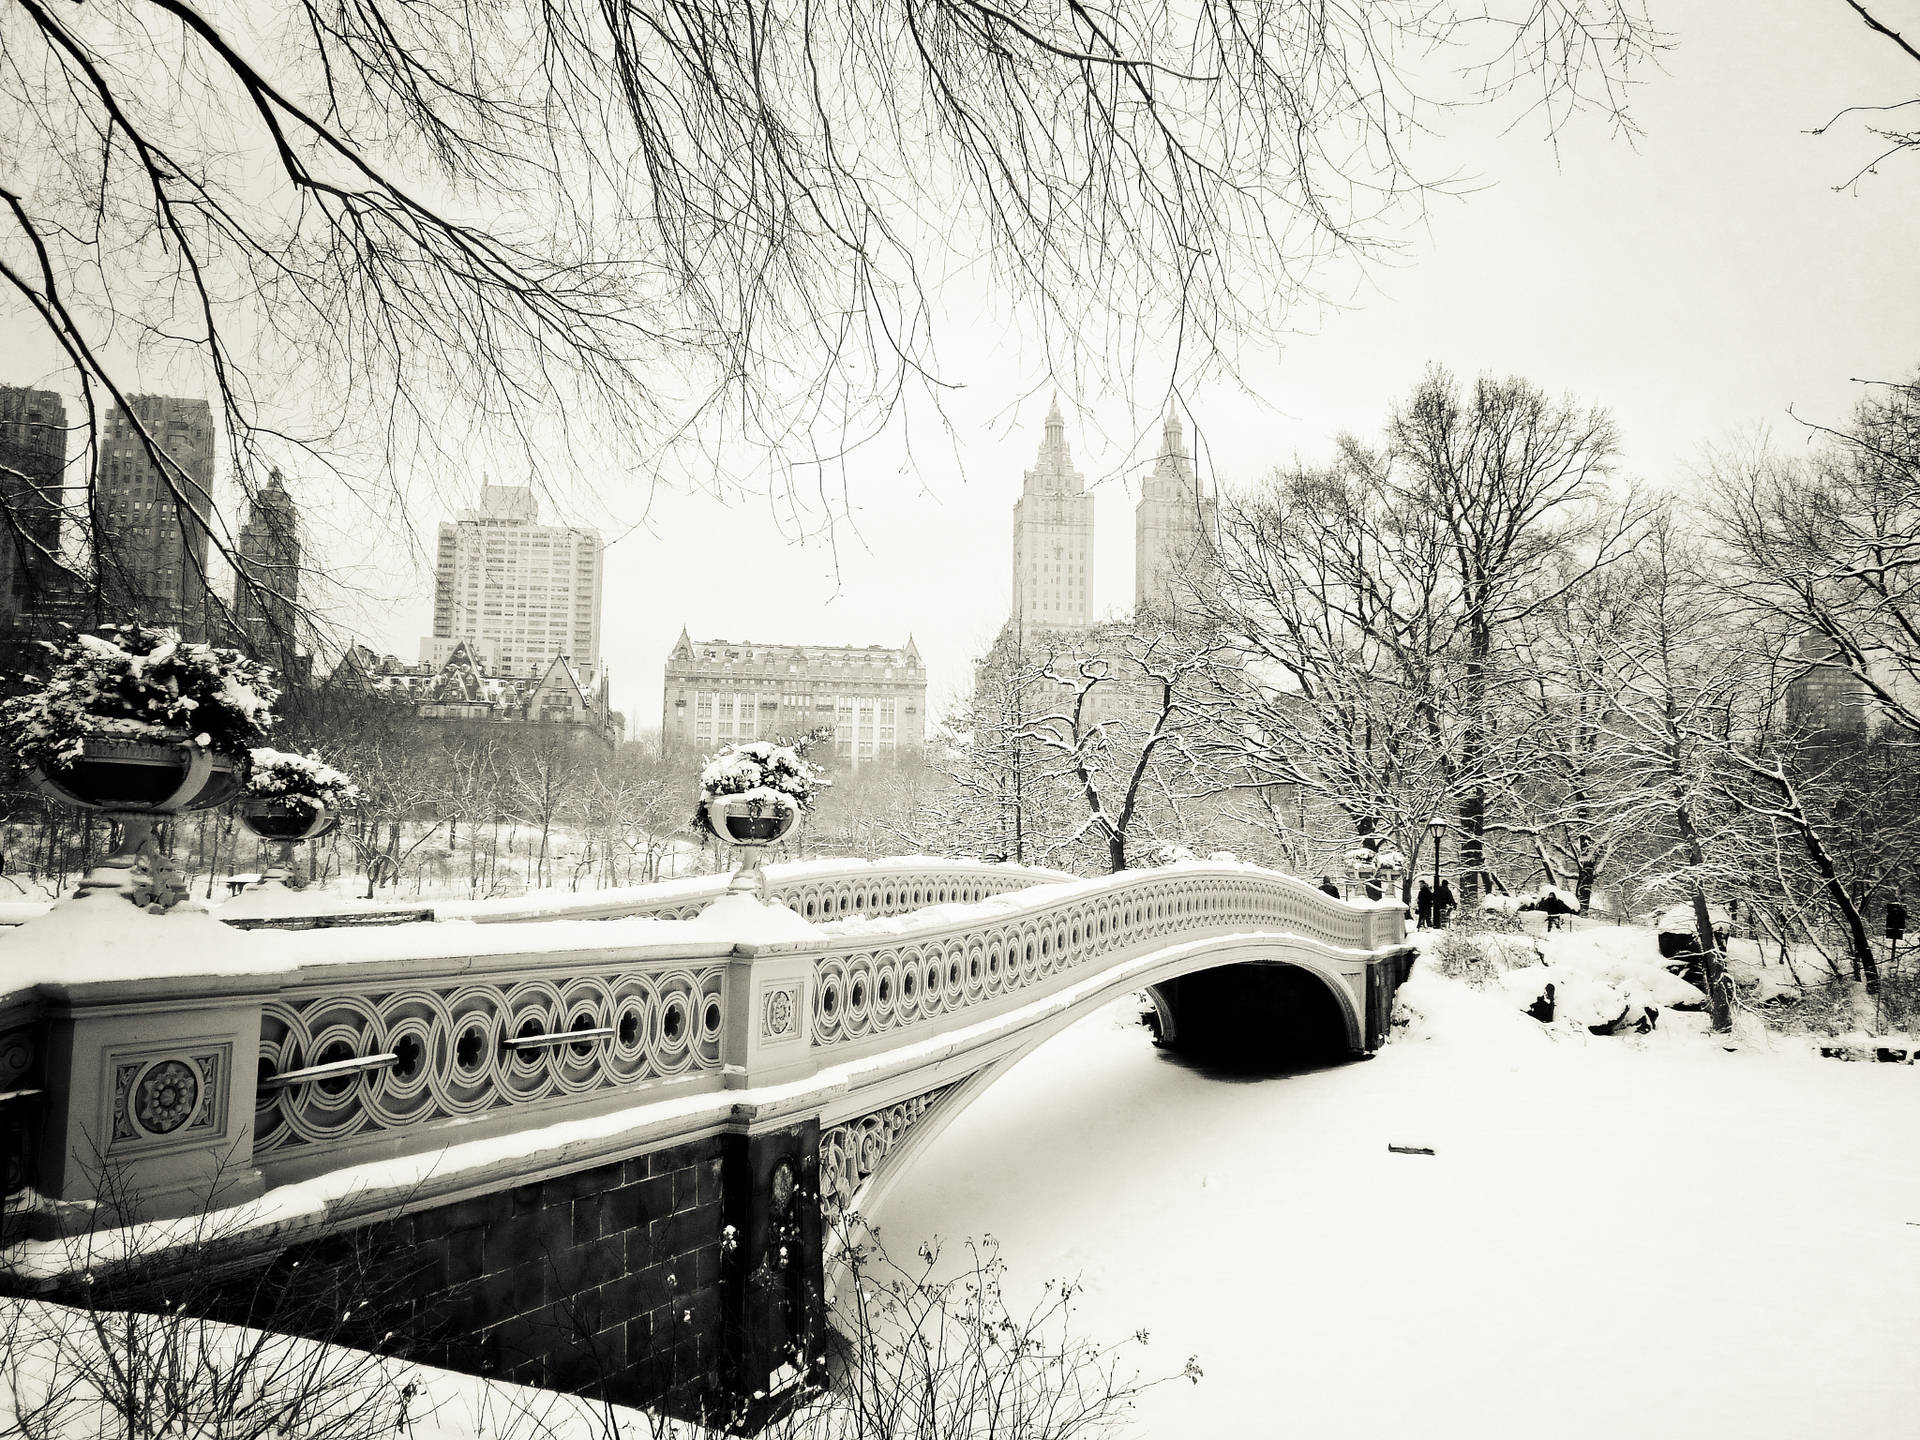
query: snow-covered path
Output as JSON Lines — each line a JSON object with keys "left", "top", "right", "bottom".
{"left": 877, "top": 989, "right": 1920, "bottom": 1439}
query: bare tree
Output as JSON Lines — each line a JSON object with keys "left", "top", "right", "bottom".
{"left": 506, "top": 731, "right": 588, "bottom": 892}
{"left": 0, "top": 0, "right": 1661, "bottom": 639}
{"left": 1196, "top": 466, "right": 1454, "bottom": 890}
{"left": 1005, "top": 625, "right": 1219, "bottom": 873}
{"left": 1711, "top": 374, "right": 1920, "bottom": 736}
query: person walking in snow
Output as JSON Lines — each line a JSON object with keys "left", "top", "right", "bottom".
{"left": 1317, "top": 875, "right": 1340, "bottom": 899}
{"left": 1415, "top": 880, "right": 1433, "bottom": 929}
{"left": 1435, "top": 878, "right": 1456, "bottom": 928}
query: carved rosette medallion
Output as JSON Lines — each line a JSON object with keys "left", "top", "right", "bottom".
{"left": 135, "top": 1060, "right": 199, "bottom": 1133}
{"left": 761, "top": 986, "right": 798, "bottom": 1040}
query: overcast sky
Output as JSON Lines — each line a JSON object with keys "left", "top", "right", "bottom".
{"left": 6, "top": 0, "right": 1917, "bottom": 738}
{"left": 548, "top": 0, "right": 1920, "bottom": 734}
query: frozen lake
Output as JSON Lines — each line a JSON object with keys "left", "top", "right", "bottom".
{"left": 876, "top": 985, "right": 1920, "bottom": 1440}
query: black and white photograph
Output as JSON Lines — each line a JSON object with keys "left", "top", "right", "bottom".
{"left": 1, "top": 0, "right": 1917, "bottom": 1435}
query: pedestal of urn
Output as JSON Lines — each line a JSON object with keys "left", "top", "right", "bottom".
{"left": 703, "top": 793, "right": 798, "bottom": 898}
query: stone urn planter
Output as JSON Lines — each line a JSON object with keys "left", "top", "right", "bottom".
{"left": 31, "top": 738, "right": 243, "bottom": 910}
{"left": 701, "top": 791, "right": 798, "bottom": 895}
{"left": 234, "top": 750, "right": 359, "bottom": 899}
{"left": 238, "top": 796, "right": 339, "bottom": 893}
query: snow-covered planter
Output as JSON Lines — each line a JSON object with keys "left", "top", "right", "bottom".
{"left": 240, "top": 749, "right": 360, "bottom": 842}
{"left": 1343, "top": 844, "right": 1378, "bottom": 875}
{"left": 1372, "top": 848, "right": 1408, "bottom": 875}
{"left": 4, "top": 625, "right": 277, "bottom": 816}
{"left": 695, "top": 741, "right": 826, "bottom": 846}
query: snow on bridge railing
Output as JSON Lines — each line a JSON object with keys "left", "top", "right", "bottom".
{"left": 431, "top": 856, "right": 1078, "bottom": 925}
{"left": 1, "top": 860, "right": 1403, "bottom": 1234}
{"left": 170, "top": 855, "right": 1077, "bottom": 932}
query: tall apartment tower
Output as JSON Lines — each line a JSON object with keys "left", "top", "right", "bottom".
{"left": 95, "top": 395, "right": 215, "bottom": 637}
{"left": 0, "top": 386, "right": 69, "bottom": 629}
{"left": 1786, "top": 632, "right": 1872, "bottom": 742}
{"left": 1011, "top": 398, "right": 1096, "bottom": 635}
{"left": 1134, "top": 409, "right": 1217, "bottom": 625}
{"left": 233, "top": 469, "right": 301, "bottom": 656}
{"left": 426, "top": 484, "right": 603, "bottom": 674}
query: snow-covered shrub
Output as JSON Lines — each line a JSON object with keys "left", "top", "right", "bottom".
{"left": 1372, "top": 847, "right": 1408, "bottom": 873}
{"left": 1428, "top": 921, "right": 1540, "bottom": 986}
{"left": 1, "top": 624, "right": 278, "bottom": 772}
{"left": 245, "top": 748, "right": 361, "bottom": 812}
{"left": 694, "top": 739, "right": 828, "bottom": 838}
{"left": 1155, "top": 844, "right": 1198, "bottom": 865}
{"left": 1342, "top": 844, "right": 1377, "bottom": 872}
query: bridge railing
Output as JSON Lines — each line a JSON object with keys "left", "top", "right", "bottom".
{"left": 433, "top": 856, "right": 1078, "bottom": 925}
{"left": 3, "top": 862, "right": 1404, "bottom": 1235}
{"left": 189, "top": 856, "right": 1078, "bottom": 932}
{"left": 798, "top": 865, "right": 1403, "bottom": 1058}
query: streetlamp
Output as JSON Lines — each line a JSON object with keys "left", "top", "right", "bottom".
{"left": 1427, "top": 814, "right": 1447, "bottom": 927}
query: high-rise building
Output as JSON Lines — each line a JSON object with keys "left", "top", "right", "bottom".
{"left": 1011, "top": 398, "right": 1095, "bottom": 635}
{"left": 233, "top": 469, "right": 301, "bottom": 657}
{"left": 0, "top": 386, "right": 69, "bottom": 630}
{"left": 662, "top": 632, "right": 927, "bottom": 768}
{"left": 1134, "top": 409, "right": 1217, "bottom": 625}
{"left": 1786, "top": 633, "right": 1872, "bottom": 742}
{"left": 94, "top": 395, "right": 215, "bottom": 636}
{"left": 425, "top": 484, "right": 603, "bottom": 674}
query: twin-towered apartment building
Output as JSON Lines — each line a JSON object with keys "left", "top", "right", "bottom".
{"left": 662, "top": 399, "right": 1219, "bottom": 765}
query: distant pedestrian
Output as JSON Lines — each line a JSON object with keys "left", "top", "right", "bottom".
{"left": 1435, "top": 878, "right": 1457, "bottom": 928}
{"left": 1415, "top": 880, "right": 1433, "bottom": 929}
{"left": 1317, "top": 875, "right": 1340, "bottom": 899}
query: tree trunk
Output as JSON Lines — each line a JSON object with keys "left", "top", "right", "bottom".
{"left": 1456, "top": 629, "right": 1491, "bottom": 907}
{"left": 1673, "top": 803, "right": 1734, "bottom": 1032}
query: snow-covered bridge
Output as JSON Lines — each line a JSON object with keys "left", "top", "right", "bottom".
{"left": 1, "top": 858, "right": 1411, "bottom": 1424}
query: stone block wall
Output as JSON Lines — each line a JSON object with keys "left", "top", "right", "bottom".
{"left": 248, "top": 1137, "right": 731, "bottom": 1416}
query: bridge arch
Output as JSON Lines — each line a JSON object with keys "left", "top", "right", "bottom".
{"left": 820, "top": 934, "right": 1366, "bottom": 1237}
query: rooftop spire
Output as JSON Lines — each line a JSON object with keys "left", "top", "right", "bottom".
{"left": 1026, "top": 393, "right": 1082, "bottom": 493}
{"left": 1162, "top": 406, "right": 1186, "bottom": 459}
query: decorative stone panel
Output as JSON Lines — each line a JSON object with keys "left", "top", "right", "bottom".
{"left": 818, "top": 1084, "right": 954, "bottom": 1222}
{"left": 104, "top": 1040, "right": 232, "bottom": 1155}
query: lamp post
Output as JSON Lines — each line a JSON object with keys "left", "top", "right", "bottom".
{"left": 1427, "top": 814, "right": 1447, "bottom": 928}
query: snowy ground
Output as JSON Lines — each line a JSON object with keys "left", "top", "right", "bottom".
{"left": 877, "top": 943, "right": 1920, "bottom": 1439}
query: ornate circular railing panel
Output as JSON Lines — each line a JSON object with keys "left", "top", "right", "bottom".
{"left": 254, "top": 961, "right": 727, "bottom": 1156}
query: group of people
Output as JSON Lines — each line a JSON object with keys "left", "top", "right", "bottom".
{"left": 1314, "top": 874, "right": 1457, "bottom": 930}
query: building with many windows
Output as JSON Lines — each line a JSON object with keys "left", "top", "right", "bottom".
{"left": 1786, "top": 633, "right": 1874, "bottom": 742}
{"left": 1010, "top": 398, "right": 1096, "bottom": 637}
{"left": 233, "top": 468, "right": 301, "bottom": 662}
{"left": 662, "top": 632, "right": 927, "bottom": 766}
{"left": 426, "top": 484, "right": 603, "bottom": 674}
{"left": 0, "top": 386, "right": 68, "bottom": 632}
{"left": 94, "top": 395, "right": 215, "bottom": 637}
{"left": 1134, "top": 409, "right": 1218, "bottom": 625}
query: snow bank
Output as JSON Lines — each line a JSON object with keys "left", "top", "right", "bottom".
{"left": 1421, "top": 924, "right": 1707, "bottom": 1037}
